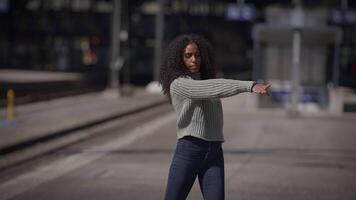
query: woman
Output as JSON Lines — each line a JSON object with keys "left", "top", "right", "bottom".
{"left": 159, "top": 34, "right": 270, "bottom": 200}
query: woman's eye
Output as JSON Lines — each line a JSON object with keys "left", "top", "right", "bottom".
{"left": 185, "top": 54, "right": 191, "bottom": 58}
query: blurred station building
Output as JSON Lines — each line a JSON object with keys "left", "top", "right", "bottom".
{"left": 0, "top": 0, "right": 356, "bottom": 113}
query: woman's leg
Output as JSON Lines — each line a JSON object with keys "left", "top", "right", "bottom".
{"left": 198, "top": 145, "right": 225, "bottom": 200}
{"left": 164, "top": 138, "right": 207, "bottom": 200}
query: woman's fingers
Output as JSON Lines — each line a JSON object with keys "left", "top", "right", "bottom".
{"left": 262, "top": 83, "right": 271, "bottom": 96}
{"left": 253, "top": 83, "right": 272, "bottom": 96}
{"left": 264, "top": 83, "right": 272, "bottom": 89}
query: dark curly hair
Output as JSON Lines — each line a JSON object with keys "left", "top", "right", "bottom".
{"left": 159, "top": 34, "right": 216, "bottom": 101}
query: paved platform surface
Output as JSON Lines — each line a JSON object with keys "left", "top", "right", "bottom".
{"left": 0, "top": 69, "right": 85, "bottom": 83}
{"left": 0, "top": 93, "right": 355, "bottom": 200}
{"left": 0, "top": 90, "right": 167, "bottom": 151}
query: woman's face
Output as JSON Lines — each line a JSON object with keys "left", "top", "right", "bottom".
{"left": 183, "top": 42, "right": 201, "bottom": 73}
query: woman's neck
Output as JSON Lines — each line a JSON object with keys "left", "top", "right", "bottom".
{"left": 190, "top": 72, "right": 201, "bottom": 80}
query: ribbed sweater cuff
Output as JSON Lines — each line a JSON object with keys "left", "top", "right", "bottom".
{"left": 242, "top": 81, "right": 255, "bottom": 93}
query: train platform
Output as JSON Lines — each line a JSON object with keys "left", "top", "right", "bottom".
{"left": 0, "top": 69, "right": 99, "bottom": 107}
{"left": 0, "top": 88, "right": 167, "bottom": 169}
{"left": 0, "top": 69, "right": 85, "bottom": 83}
{"left": 0, "top": 93, "right": 356, "bottom": 200}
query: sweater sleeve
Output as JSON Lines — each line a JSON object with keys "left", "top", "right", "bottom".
{"left": 170, "top": 77, "right": 254, "bottom": 100}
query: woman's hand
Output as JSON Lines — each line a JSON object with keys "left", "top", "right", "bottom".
{"left": 252, "top": 83, "right": 271, "bottom": 96}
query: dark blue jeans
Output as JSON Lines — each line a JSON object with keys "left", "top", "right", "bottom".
{"left": 164, "top": 136, "right": 225, "bottom": 200}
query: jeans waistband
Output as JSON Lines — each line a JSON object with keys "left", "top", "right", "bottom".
{"left": 179, "top": 136, "right": 222, "bottom": 148}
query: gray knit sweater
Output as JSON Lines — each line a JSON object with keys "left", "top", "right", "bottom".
{"left": 170, "top": 76, "right": 254, "bottom": 142}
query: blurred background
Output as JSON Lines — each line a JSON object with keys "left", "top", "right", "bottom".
{"left": 0, "top": 0, "right": 355, "bottom": 110}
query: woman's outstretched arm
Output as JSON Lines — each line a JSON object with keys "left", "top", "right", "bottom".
{"left": 170, "top": 77, "right": 257, "bottom": 100}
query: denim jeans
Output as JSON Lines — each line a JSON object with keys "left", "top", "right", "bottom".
{"left": 164, "top": 136, "right": 225, "bottom": 200}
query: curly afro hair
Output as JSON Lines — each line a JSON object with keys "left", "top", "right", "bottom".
{"left": 158, "top": 34, "right": 217, "bottom": 101}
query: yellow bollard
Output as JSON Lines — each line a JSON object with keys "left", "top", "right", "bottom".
{"left": 6, "top": 89, "right": 15, "bottom": 121}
